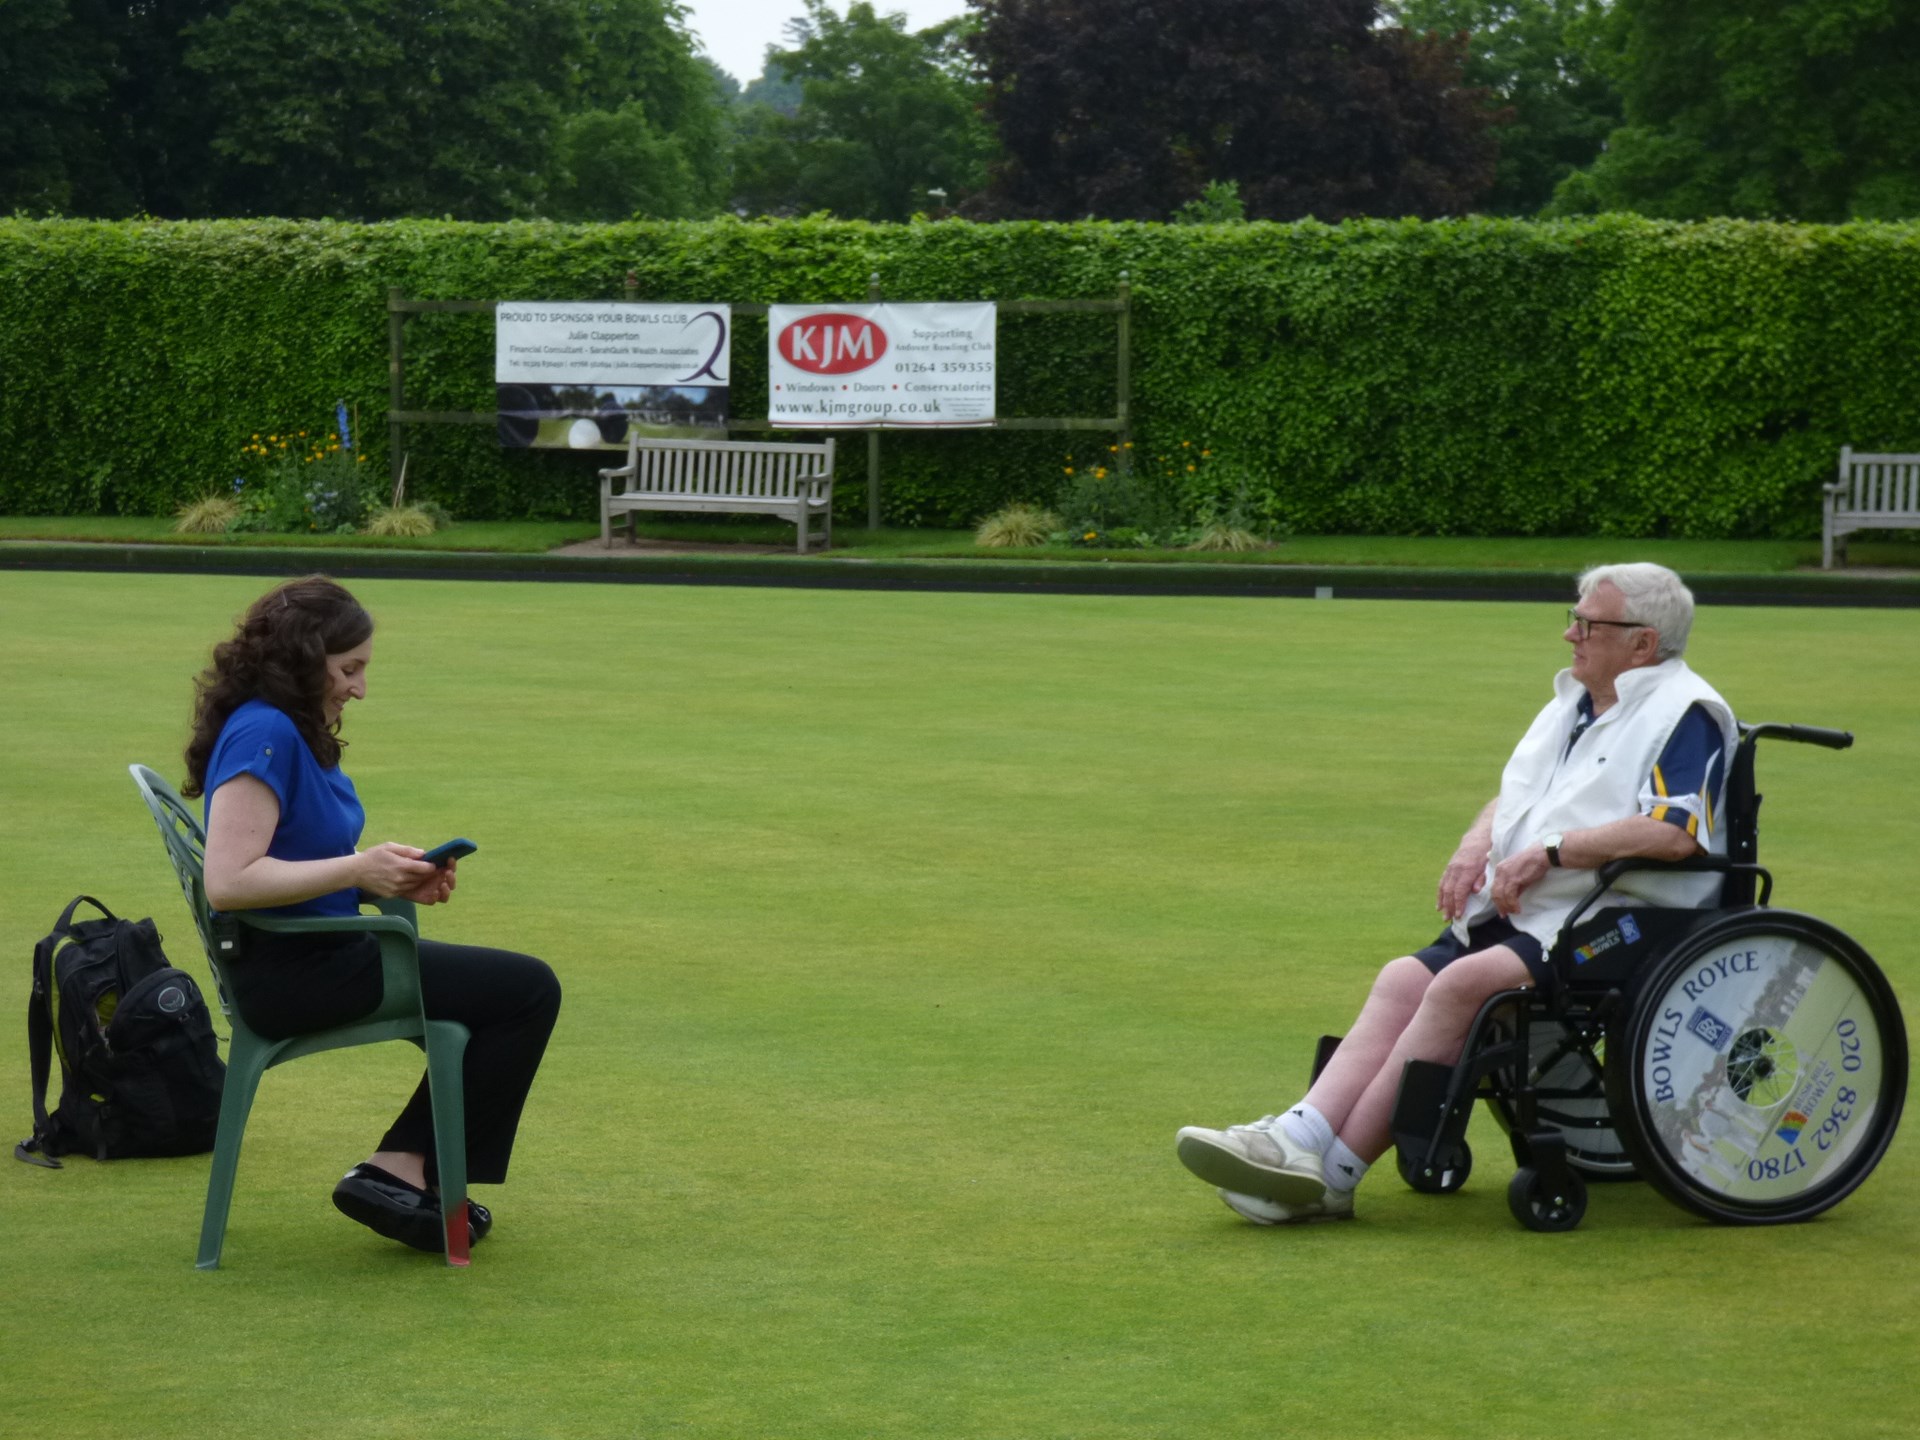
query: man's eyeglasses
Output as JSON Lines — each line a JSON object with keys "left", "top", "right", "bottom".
{"left": 1567, "top": 609, "right": 1645, "bottom": 640}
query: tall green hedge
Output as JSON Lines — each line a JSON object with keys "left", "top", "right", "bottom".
{"left": 3, "top": 215, "right": 1917, "bottom": 536}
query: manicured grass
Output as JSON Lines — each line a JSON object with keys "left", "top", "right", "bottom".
{"left": 1, "top": 573, "right": 1914, "bottom": 1440}
{"left": 8, "top": 512, "right": 1918, "bottom": 570}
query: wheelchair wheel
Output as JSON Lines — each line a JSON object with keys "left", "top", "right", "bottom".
{"left": 1487, "top": 1015, "right": 1639, "bottom": 1181}
{"left": 1507, "top": 1166, "right": 1587, "bottom": 1232}
{"left": 1607, "top": 910, "right": 1907, "bottom": 1225}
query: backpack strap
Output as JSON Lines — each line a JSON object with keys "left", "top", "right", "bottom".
{"left": 18, "top": 924, "right": 65, "bottom": 1168}
{"left": 54, "top": 895, "right": 117, "bottom": 933}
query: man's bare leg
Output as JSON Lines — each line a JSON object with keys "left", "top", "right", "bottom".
{"left": 1336, "top": 944, "right": 1533, "bottom": 1163}
{"left": 1300, "top": 954, "right": 1434, "bottom": 1133}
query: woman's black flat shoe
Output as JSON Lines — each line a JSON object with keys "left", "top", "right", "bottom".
{"left": 332, "top": 1163, "right": 445, "bottom": 1253}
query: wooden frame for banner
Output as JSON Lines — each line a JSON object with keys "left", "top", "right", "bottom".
{"left": 386, "top": 273, "right": 1131, "bottom": 531}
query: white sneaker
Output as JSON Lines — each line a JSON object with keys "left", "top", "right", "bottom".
{"left": 1218, "top": 1186, "right": 1356, "bottom": 1225}
{"left": 1175, "top": 1115, "right": 1326, "bottom": 1206}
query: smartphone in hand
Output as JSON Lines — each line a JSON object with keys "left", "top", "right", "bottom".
{"left": 421, "top": 838, "right": 478, "bottom": 868}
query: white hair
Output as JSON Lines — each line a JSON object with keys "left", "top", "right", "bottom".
{"left": 1577, "top": 563, "right": 1695, "bottom": 659}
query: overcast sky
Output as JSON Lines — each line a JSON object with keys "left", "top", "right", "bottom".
{"left": 682, "top": 0, "right": 970, "bottom": 86}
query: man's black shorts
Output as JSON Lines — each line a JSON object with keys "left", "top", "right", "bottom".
{"left": 1413, "top": 916, "right": 1548, "bottom": 986}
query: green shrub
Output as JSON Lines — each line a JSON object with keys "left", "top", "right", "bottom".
{"left": 231, "top": 433, "right": 377, "bottom": 534}
{"left": 3, "top": 215, "right": 1917, "bottom": 537}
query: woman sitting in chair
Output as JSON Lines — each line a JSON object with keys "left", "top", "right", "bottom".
{"left": 183, "top": 575, "right": 561, "bottom": 1253}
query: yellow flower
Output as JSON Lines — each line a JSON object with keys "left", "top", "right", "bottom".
{"left": 1181, "top": 440, "right": 1191, "bottom": 448}
{"left": 268, "top": 434, "right": 278, "bottom": 442}
{"left": 1064, "top": 466, "right": 1074, "bottom": 475}
{"left": 1094, "top": 467, "right": 1108, "bottom": 479}
{"left": 1123, "top": 442, "right": 1133, "bottom": 449}
{"left": 1201, "top": 449, "right": 1211, "bottom": 457}
{"left": 1186, "top": 464, "right": 1196, "bottom": 473}
{"left": 356, "top": 455, "right": 367, "bottom": 463}
{"left": 1108, "top": 444, "right": 1117, "bottom": 453}
{"left": 1084, "top": 531, "right": 1097, "bottom": 540}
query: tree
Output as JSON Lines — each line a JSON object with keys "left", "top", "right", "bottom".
{"left": 1, "top": 0, "right": 730, "bottom": 219}
{"left": 0, "top": 0, "right": 230, "bottom": 217}
{"left": 969, "top": 0, "right": 1501, "bottom": 222}
{"left": 1389, "top": 0, "right": 1619, "bottom": 215}
{"left": 730, "top": 1, "right": 994, "bottom": 220}
{"left": 740, "top": 54, "right": 804, "bottom": 116}
{"left": 548, "top": 101, "right": 707, "bottom": 219}
{"left": 1548, "top": 0, "right": 1920, "bottom": 220}
{"left": 182, "top": 0, "right": 579, "bottom": 219}
{"left": 0, "top": 0, "right": 119, "bottom": 214}
{"left": 568, "top": 0, "right": 733, "bottom": 213}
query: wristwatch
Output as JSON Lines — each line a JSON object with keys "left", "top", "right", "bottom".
{"left": 1543, "top": 833, "right": 1565, "bottom": 868}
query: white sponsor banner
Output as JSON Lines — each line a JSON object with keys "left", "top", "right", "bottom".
{"left": 768, "top": 302, "right": 995, "bottom": 428}
{"left": 494, "top": 302, "right": 729, "bottom": 448}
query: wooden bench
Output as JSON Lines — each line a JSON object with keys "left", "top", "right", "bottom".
{"left": 1825, "top": 446, "right": 1920, "bottom": 568}
{"left": 599, "top": 436, "right": 836, "bottom": 554}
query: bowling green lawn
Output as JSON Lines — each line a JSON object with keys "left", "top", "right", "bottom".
{"left": 1, "top": 570, "right": 1913, "bottom": 1440}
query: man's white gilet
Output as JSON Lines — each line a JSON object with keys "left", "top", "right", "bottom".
{"left": 1456, "top": 658, "right": 1737, "bottom": 947}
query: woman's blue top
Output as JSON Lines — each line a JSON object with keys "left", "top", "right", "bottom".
{"left": 204, "top": 698, "right": 365, "bottom": 918}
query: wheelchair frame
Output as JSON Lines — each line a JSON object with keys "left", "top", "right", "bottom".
{"left": 1335, "top": 722, "right": 1909, "bottom": 1232}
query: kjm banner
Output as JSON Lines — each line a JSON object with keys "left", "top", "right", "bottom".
{"left": 768, "top": 303, "right": 995, "bottom": 428}
{"left": 494, "top": 302, "right": 730, "bottom": 449}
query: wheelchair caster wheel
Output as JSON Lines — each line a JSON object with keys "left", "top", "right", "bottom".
{"left": 1398, "top": 1139, "right": 1472, "bottom": 1194}
{"left": 1508, "top": 1167, "right": 1587, "bottom": 1232}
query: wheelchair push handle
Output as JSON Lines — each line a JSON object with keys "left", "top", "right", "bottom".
{"left": 1745, "top": 722, "right": 1853, "bottom": 751}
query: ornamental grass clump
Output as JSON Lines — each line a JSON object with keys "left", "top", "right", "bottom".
{"left": 362, "top": 504, "right": 440, "bottom": 538}
{"left": 1184, "top": 459, "right": 1282, "bottom": 552}
{"left": 173, "top": 494, "right": 244, "bottom": 533}
{"left": 974, "top": 503, "right": 1060, "bottom": 548}
{"left": 1188, "top": 519, "right": 1265, "bottom": 551}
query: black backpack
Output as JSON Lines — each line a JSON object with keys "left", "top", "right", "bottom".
{"left": 17, "top": 895, "right": 225, "bottom": 1165}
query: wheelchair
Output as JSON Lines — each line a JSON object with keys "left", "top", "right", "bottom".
{"left": 1320, "top": 722, "right": 1909, "bottom": 1232}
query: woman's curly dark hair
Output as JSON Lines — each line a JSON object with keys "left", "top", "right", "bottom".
{"left": 183, "top": 576, "right": 374, "bottom": 798}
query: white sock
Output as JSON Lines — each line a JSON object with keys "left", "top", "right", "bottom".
{"left": 1323, "top": 1139, "right": 1369, "bottom": 1193}
{"left": 1278, "top": 1102, "right": 1334, "bottom": 1154}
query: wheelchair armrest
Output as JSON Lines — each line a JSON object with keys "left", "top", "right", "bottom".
{"left": 1561, "top": 855, "right": 1766, "bottom": 938}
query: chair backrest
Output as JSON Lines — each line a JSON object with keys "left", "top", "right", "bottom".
{"left": 128, "top": 763, "right": 234, "bottom": 1018}
{"left": 621, "top": 436, "right": 834, "bottom": 499}
{"left": 1838, "top": 447, "right": 1920, "bottom": 513}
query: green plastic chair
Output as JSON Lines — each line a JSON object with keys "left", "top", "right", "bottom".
{"left": 128, "top": 763, "right": 472, "bottom": 1269}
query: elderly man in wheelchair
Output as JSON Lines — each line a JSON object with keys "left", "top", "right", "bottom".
{"left": 1176, "top": 562, "right": 1906, "bottom": 1232}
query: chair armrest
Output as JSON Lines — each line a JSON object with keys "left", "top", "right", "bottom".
{"left": 1822, "top": 477, "right": 1850, "bottom": 495}
{"left": 232, "top": 908, "right": 428, "bottom": 1027}
{"left": 599, "top": 464, "right": 635, "bottom": 481}
{"left": 236, "top": 911, "right": 417, "bottom": 938}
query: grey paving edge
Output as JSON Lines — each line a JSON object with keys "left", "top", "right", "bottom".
{"left": 3, "top": 541, "right": 1917, "bottom": 606}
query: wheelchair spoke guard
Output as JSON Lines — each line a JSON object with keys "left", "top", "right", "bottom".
{"left": 1608, "top": 911, "right": 1907, "bottom": 1225}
